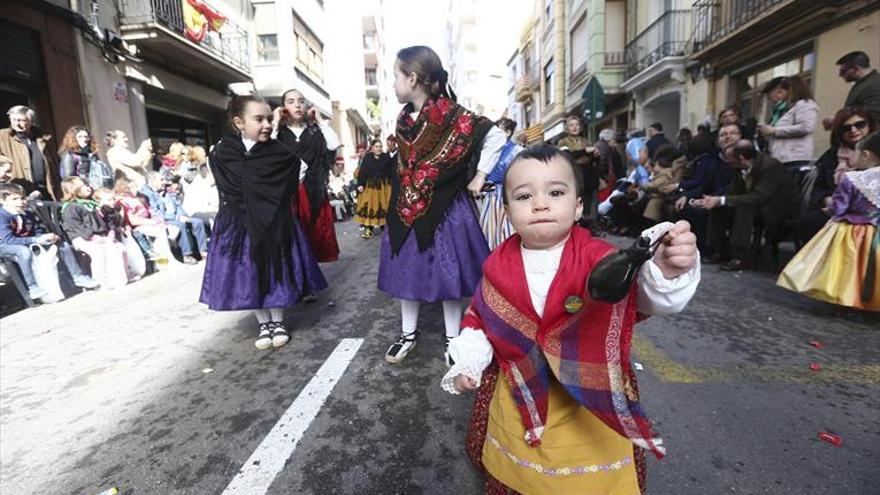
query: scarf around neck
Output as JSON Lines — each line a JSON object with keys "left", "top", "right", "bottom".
{"left": 277, "top": 123, "right": 331, "bottom": 224}
{"left": 388, "top": 97, "right": 493, "bottom": 254}
{"left": 210, "top": 134, "right": 299, "bottom": 294}
{"left": 463, "top": 227, "right": 665, "bottom": 458}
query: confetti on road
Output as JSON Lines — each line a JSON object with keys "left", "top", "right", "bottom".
{"left": 634, "top": 362, "right": 644, "bottom": 371}
{"left": 809, "top": 340, "right": 825, "bottom": 349}
{"left": 817, "top": 432, "right": 843, "bottom": 447}
{"left": 202, "top": 368, "right": 214, "bottom": 374}
{"left": 809, "top": 363, "right": 822, "bottom": 371}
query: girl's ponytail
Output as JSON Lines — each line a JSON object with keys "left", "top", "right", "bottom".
{"left": 397, "top": 46, "right": 457, "bottom": 101}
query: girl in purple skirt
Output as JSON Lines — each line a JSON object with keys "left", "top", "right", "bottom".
{"left": 200, "top": 95, "right": 327, "bottom": 350}
{"left": 380, "top": 46, "right": 507, "bottom": 365}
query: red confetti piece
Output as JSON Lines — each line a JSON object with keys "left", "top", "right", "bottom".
{"left": 809, "top": 363, "right": 822, "bottom": 371}
{"left": 809, "top": 340, "right": 824, "bottom": 349}
{"left": 818, "top": 432, "right": 843, "bottom": 447}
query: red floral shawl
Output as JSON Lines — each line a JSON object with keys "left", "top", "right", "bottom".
{"left": 462, "top": 226, "right": 666, "bottom": 458}
{"left": 388, "top": 97, "right": 492, "bottom": 254}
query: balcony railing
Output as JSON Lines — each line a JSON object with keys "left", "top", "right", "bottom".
{"left": 692, "top": 0, "right": 787, "bottom": 53}
{"left": 604, "top": 51, "right": 625, "bottom": 67}
{"left": 624, "top": 10, "right": 690, "bottom": 80}
{"left": 119, "top": 0, "right": 250, "bottom": 73}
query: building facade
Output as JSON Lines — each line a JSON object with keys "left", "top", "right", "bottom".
{"left": 1, "top": 0, "right": 252, "bottom": 153}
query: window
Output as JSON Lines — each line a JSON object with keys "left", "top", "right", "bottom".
{"left": 734, "top": 51, "right": 814, "bottom": 122}
{"left": 257, "top": 34, "right": 279, "bottom": 63}
{"left": 293, "top": 13, "right": 324, "bottom": 82}
{"left": 365, "top": 68, "right": 377, "bottom": 86}
{"left": 253, "top": 3, "right": 278, "bottom": 64}
{"left": 544, "top": 59, "right": 555, "bottom": 106}
{"left": 570, "top": 15, "right": 588, "bottom": 76}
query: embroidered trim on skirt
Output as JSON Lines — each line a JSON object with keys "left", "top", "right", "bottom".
{"left": 354, "top": 178, "right": 392, "bottom": 227}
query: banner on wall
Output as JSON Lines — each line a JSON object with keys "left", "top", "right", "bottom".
{"left": 182, "top": 0, "right": 227, "bottom": 44}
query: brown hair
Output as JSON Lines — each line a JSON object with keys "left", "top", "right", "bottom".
{"left": 113, "top": 177, "right": 133, "bottom": 195}
{"left": 764, "top": 74, "right": 813, "bottom": 103}
{"left": 59, "top": 126, "right": 99, "bottom": 155}
{"left": 830, "top": 107, "right": 876, "bottom": 149}
{"left": 396, "top": 46, "right": 455, "bottom": 100}
{"left": 0, "top": 182, "right": 25, "bottom": 201}
{"left": 61, "top": 177, "right": 87, "bottom": 202}
{"left": 227, "top": 94, "right": 266, "bottom": 126}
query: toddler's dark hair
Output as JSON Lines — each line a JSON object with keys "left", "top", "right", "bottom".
{"left": 0, "top": 182, "right": 25, "bottom": 201}
{"left": 502, "top": 145, "right": 583, "bottom": 204}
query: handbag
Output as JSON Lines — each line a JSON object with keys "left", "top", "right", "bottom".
{"left": 30, "top": 244, "right": 65, "bottom": 301}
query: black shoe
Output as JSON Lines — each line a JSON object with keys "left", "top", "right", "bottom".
{"left": 720, "top": 259, "right": 750, "bottom": 272}
{"left": 270, "top": 322, "right": 289, "bottom": 348}
{"left": 254, "top": 323, "right": 272, "bottom": 350}
{"left": 445, "top": 337, "right": 456, "bottom": 368}
{"left": 385, "top": 332, "right": 417, "bottom": 364}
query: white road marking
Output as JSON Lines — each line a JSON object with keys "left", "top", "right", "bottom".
{"left": 221, "top": 338, "right": 364, "bottom": 495}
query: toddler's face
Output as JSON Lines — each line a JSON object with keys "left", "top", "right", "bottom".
{"left": 504, "top": 156, "right": 582, "bottom": 250}
{"left": 1, "top": 193, "right": 25, "bottom": 214}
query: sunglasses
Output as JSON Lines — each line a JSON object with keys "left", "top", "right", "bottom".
{"left": 842, "top": 120, "right": 869, "bottom": 133}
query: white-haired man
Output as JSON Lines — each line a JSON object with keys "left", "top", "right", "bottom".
{"left": 0, "top": 106, "right": 60, "bottom": 199}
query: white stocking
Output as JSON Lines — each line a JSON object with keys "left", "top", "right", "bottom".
{"left": 442, "top": 300, "right": 464, "bottom": 338}
{"left": 400, "top": 299, "right": 420, "bottom": 336}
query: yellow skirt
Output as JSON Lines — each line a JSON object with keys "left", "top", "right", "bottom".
{"left": 482, "top": 376, "right": 640, "bottom": 495}
{"left": 777, "top": 221, "right": 879, "bottom": 311}
{"left": 354, "top": 180, "right": 392, "bottom": 227}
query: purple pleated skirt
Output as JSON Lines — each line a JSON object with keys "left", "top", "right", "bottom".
{"left": 200, "top": 210, "right": 328, "bottom": 310}
{"left": 378, "top": 192, "right": 489, "bottom": 303}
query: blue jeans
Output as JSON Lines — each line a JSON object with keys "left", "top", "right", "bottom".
{"left": 171, "top": 218, "right": 208, "bottom": 255}
{"left": 0, "top": 244, "right": 38, "bottom": 290}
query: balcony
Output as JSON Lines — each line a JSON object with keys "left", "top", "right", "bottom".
{"left": 118, "top": 0, "right": 250, "bottom": 85}
{"left": 692, "top": 0, "right": 787, "bottom": 54}
{"left": 623, "top": 10, "right": 689, "bottom": 80}
{"left": 514, "top": 75, "right": 539, "bottom": 102}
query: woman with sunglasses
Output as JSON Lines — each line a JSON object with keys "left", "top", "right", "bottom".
{"left": 797, "top": 107, "right": 875, "bottom": 244}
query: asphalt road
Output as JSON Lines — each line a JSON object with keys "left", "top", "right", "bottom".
{"left": 1, "top": 220, "right": 877, "bottom": 495}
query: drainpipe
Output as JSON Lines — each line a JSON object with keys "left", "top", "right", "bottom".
{"left": 555, "top": 0, "right": 565, "bottom": 124}
{"left": 70, "top": 0, "right": 98, "bottom": 132}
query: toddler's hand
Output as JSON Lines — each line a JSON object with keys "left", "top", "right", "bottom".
{"left": 652, "top": 220, "right": 697, "bottom": 279}
{"left": 453, "top": 374, "right": 477, "bottom": 393}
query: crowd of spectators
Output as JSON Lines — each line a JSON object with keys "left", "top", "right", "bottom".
{"left": 573, "top": 50, "right": 880, "bottom": 285}
{"left": 0, "top": 104, "right": 218, "bottom": 306}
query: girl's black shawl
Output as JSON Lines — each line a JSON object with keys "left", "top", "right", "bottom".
{"left": 357, "top": 152, "right": 394, "bottom": 185}
{"left": 210, "top": 134, "right": 299, "bottom": 294}
{"left": 276, "top": 124, "right": 334, "bottom": 223}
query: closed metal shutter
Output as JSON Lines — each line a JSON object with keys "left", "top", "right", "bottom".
{"left": 0, "top": 19, "right": 44, "bottom": 84}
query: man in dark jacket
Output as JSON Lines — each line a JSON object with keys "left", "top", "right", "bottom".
{"left": 694, "top": 140, "right": 799, "bottom": 270}
{"left": 0, "top": 106, "right": 61, "bottom": 200}
{"left": 645, "top": 122, "right": 672, "bottom": 162}
{"left": 823, "top": 51, "right": 880, "bottom": 129}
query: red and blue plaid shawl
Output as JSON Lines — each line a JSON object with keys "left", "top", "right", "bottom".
{"left": 462, "top": 226, "right": 666, "bottom": 458}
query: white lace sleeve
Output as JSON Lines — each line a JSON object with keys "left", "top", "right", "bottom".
{"left": 636, "top": 255, "right": 701, "bottom": 316}
{"left": 476, "top": 126, "right": 508, "bottom": 174}
{"left": 441, "top": 328, "right": 494, "bottom": 395}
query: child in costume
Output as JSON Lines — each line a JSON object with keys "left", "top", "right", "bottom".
{"left": 200, "top": 95, "right": 328, "bottom": 349}
{"left": 353, "top": 139, "right": 394, "bottom": 238}
{"left": 442, "top": 146, "right": 700, "bottom": 494}
{"left": 479, "top": 118, "right": 521, "bottom": 250}
{"left": 379, "top": 45, "right": 508, "bottom": 365}
{"left": 274, "top": 88, "right": 341, "bottom": 264}
{"left": 777, "top": 131, "right": 880, "bottom": 311}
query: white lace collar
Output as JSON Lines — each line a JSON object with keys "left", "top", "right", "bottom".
{"left": 847, "top": 168, "right": 880, "bottom": 209}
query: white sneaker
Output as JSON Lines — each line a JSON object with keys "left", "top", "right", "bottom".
{"left": 254, "top": 324, "right": 273, "bottom": 350}
{"left": 385, "top": 332, "right": 417, "bottom": 364}
{"left": 271, "top": 322, "right": 289, "bottom": 348}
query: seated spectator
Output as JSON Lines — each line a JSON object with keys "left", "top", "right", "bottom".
{"left": 328, "top": 158, "right": 351, "bottom": 221}
{"left": 0, "top": 182, "right": 99, "bottom": 302}
{"left": 59, "top": 177, "right": 129, "bottom": 289}
{"left": 114, "top": 177, "right": 172, "bottom": 264}
{"left": 675, "top": 127, "right": 693, "bottom": 160}
{"left": 58, "top": 126, "right": 113, "bottom": 189}
{"left": 643, "top": 145, "right": 685, "bottom": 225}
{"left": 712, "top": 106, "right": 755, "bottom": 143}
{"left": 140, "top": 172, "right": 207, "bottom": 264}
{"left": 160, "top": 142, "right": 190, "bottom": 183}
{"left": 180, "top": 148, "right": 218, "bottom": 230}
{"left": 798, "top": 107, "right": 876, "bottom": 244}
{"left": 757, "top": 75, "right": 820, "bottom": 187}
{"left": 105, "top": 130, "right": 152, "bottom": 187}
{"left": 598, "top": 158, "right": 651, "bottom": 236}
{"left": 0, "top": 155, "right": 13, "bottom": 184}
{"left": 693, "top": 140, "right": 799, "bottom": 271}
{"left": 666, "top": 133, "right": 727, "bottom": 252}
{"left": 645, "top": 122, "right": 672, "bottom": 162}
{"left": 93, "top": 188, "right": 146, "bottom": 281}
